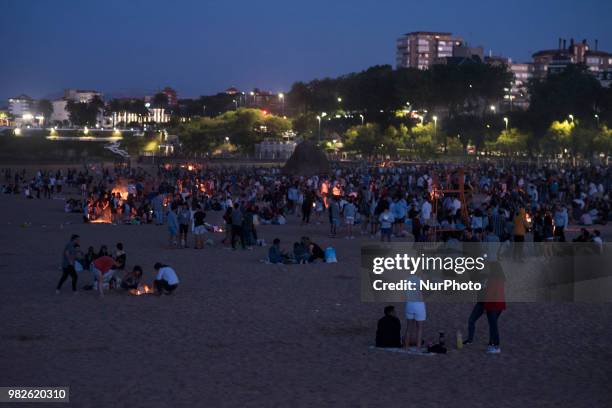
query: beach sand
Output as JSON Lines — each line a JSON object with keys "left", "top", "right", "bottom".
{"left": 1, "top": 191, "right": 611, "bottom": 407}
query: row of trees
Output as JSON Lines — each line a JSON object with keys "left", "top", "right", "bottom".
{"left": 288, "top": 64, "right": 513, "bottom": 119}
{"left": 339, "top": 121, "right": 612, "bottom": 159}
{"left": 176, "top": 109, "right": 291, "bottom": 154}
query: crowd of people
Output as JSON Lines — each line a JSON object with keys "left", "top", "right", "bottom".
{"left": 4, "top": 160, "right": 608, "bottom": 249}
{"left": 2, "top": 161, "right": 609, "bottom": 347}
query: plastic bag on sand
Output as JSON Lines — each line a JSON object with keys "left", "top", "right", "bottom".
{"left": 325, "top": 247, "right": 337, "bottom": 263}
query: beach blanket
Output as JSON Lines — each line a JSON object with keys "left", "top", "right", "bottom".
{"left": 368, "top": 346, "right": 435, "bottom": 356}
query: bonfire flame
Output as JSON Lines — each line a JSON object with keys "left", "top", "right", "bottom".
{"left": 129, "top": 284, "right": 154, "bottom": 296}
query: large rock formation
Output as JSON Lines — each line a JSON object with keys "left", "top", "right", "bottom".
{"left": 282, "top": 141, "right": 330, "bottom": 176}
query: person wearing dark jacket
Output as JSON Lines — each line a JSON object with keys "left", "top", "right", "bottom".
{"left": 375, "top": 306, "right": 402, "bottom": 348}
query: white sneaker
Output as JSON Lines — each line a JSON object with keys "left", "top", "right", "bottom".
{"left": 486, "top": 345, "right": 501, "bottom": 354}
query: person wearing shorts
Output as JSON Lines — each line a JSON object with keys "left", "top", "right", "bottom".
{"left": 193, "top": 205, "right": 207, "bottom": 249}
{"left": 403, "top": 274, "right": 426, "bottom": 352}
{"left": 378, "top": 206, "right": 394, "bottom": 242}
{"left": 343, "top": 198, "right": 357, "bottom": 239}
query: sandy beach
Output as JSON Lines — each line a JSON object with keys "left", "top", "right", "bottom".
{"left": 1, "top": 190, "right": 611, "bottom": 407}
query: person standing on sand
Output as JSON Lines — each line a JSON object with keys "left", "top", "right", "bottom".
{"left": 301, "top": 190, "right": 313, "bottom": 225}
{"left": 193, "top": 205, "right": 207, "bottom": 249}
{"left": 328, "top": 196, "right": 340, "bottom": 238}
{"left": 512, "top": 208, "right": 529, "bottom": 261}
{"left": 56, "top": 234, "right": 80, "bottom": 294}
{"left": 379, "top": 206, "right": 395, "bottom": 242}
{"left": 463, "top": 262, "right": 506, "bottom": 354}
{"left": 178, "top": 202, "right": 191, "bottom": 248}
{"left": 343, "top": 197, "right": 357, "bottom": 239}
{"left": 166, "top": 204, "right": 179, "bottom": 248}
{"left": 231, "top": 203, "right": 245, "bottom": 250}
{"left": 403, "top": 272, "right": 426, "bottom": 352}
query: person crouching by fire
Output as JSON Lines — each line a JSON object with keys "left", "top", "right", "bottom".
{"left": 92, "top": 255, "right": 122, "bottom": 297}
{"left": 153, "top": 263, "right": 180, "bottom": 296}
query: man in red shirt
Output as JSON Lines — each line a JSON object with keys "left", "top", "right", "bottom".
{"left": 463, "top": 262, "right": 506, "bottom": 354}
{"left": 92, "top": 255, "right": 120, "bottom": 297}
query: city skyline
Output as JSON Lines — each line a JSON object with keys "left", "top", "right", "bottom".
{"left": 1, "top": 0, "right": 611, "bottom": 102}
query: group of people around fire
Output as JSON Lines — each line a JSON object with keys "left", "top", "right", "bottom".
{"left": 57, "top": 234, "right": 179, "bottom": 297}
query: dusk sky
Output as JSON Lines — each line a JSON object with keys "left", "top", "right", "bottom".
{"left": 1, "top": 0, "right": 611, "bottom": 103}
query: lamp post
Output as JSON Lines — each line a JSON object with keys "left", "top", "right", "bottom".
{"left": 490, "top": 105, "right": 496, "bottom": 114}
{"left": 278, "top": 93, "right": 284, "bottom": 115}
{"left": 568, "top": 114, "right": 574, "bottom": 123}
{"left": 316, "top": 115, "right": 321, "bottom": 142}
{"left": 503, "top": 117, "right": 509, "bottom": 131}
{"left": 233, "top": 99, "right": 238, "bottom": 110}
{"left": 594, "top": 114, "right": 599, "bottom": 127}
{"left": 433, "top": 115, "right": 440, "bottom": 152}
{"left": 359, "top": 114, "right": 364, "bottom": 125}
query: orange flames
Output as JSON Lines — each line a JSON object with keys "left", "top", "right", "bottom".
{"left": 129, "top": 284, "right": 154, "bottom": 296}
{"left": 111, "top": 186, "right": 129, "bottom": 198}
{"left": 89, "top": 218, "right": 112, "bottom": 224}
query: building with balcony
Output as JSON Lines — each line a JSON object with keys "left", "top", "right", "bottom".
{"left": 532, "top": 38, "right": 612, "bottom": 81}
{"left": 8, "top": 94, "right": 33, "bottom": 117}
{"left": 396, "top": 31, "right": 463, "bottom": 70}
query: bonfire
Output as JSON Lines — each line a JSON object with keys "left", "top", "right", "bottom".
{"left": 129, "top": 284, "right": 154, "bottom": 296}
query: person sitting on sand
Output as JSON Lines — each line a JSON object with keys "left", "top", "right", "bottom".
{"left": 82, "top": 246, "right": 96, "bottom": 271}
{"left": 375, "top": 305, "right": 402, "bottom": 348}
{"left": 153, "top": 262, "right": 180, "bottom": 295}
{"left": 120, "top": 265, "right": 143, "bottom": 290}
{"left": 268, "top": 238, "right": 289, "bottom": 264}
{"left": 301, "top": 237, "right": 325, "bottom": 263}
{"left": 97, "top": 245, "right": 109, "bottom": 259}
{"left": 293, "top": 241, "right": 310, "bottom": 264}
{"left": 114, "top": 242, "right": 126, "bottom": 271}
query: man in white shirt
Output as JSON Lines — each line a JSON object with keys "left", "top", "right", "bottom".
{"left": 420, "top": 198, "right": 432, "bottom": 224}
{"left": 153, "top": 263, "right": 180, "bottom": 295}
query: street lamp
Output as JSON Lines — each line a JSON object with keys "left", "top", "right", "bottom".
{"left": 490, "top": 105, "right": 496, "bottom": 113}
{"left": 503, "top": 117, "right": 509, "bottom": 131}
{"left": 594, "top": 114, "right": 599, "bottom": 127}
{"left": 359, "top": 114, "right": 364, "bottom": 125}
{"left": 337, "top": 97, "right": 342, "bottom": 103}
{"left": 278, "top": 93, "right": 285, "bottom": 114}
{"left": 316, "top": 115, "right": 321, "bottom": 142}
{"left": 433, "top": 115, "right": 438, "bottom": 150}
{"left": 233, "top": 99, "right": 238, "bottom": 110}
{"left": 568, "top": 114, "right": 574, "bottom": 123}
